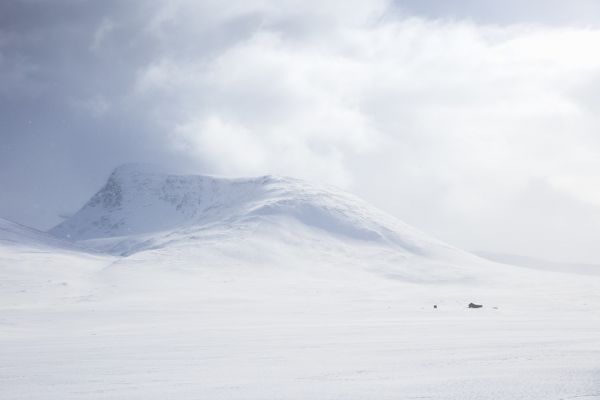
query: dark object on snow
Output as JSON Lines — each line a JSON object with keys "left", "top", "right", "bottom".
{"left": 433, "top": 305, "right": 437, "bottom": 309}
{"left": 468, "top": 303, "right": 483, "bottom": 308}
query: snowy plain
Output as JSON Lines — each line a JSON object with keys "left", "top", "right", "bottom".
{"left": 1, "top": 165, "right": 600, "bottom": 399}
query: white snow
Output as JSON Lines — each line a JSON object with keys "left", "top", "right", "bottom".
{"left": 477, "top": 251, "right": 600, "bottom": 277}
{"left": 2, "top": 165, "right": 600, "bottom": 399}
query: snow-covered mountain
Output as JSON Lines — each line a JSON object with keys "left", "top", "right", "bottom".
{"left": 49, "top": 164, "right": 427, "bottom": 245}
{"left": 4, "top": 165, "right": 600, "bottom": 400}
{"left": 49, "top": 165, "right": 470, "bottom": 257}
{"left": 46, "top": 164, "right": 493, "bottom": 283}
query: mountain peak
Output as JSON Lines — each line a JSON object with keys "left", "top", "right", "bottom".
{"left": 108, "top": 162, "right": 167, "bottom": 180}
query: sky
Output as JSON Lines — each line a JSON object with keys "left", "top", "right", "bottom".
{"left": 2, "top": 0, "right": 600, "bottom": 263}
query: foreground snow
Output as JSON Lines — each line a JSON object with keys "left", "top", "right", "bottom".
{"left": 1, "top": 167, "right": 600, "bottom": 399}
{"left": 2, "top": 245, "right": 599, "bottom": 400}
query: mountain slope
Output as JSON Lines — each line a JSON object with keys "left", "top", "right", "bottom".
{"left": 0, "top": 217, "right": 76, "bottom": 250}
{"left": 0, "top": 217, "right": 111, "bottom": 308}
{"left": 476, "top": 251, "right": 600, "bottom": 276}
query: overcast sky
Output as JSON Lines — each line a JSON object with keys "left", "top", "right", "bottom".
{"left": 2, "top": 0, "right": 600, "bottom": 263}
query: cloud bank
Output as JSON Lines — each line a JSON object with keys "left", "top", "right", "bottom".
{"left": 2, "top": 0, "right": 600, "bottom": 262}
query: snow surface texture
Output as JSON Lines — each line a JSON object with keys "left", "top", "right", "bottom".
{"left": 2, "top": 165, "right": 600, "bottom": 399}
